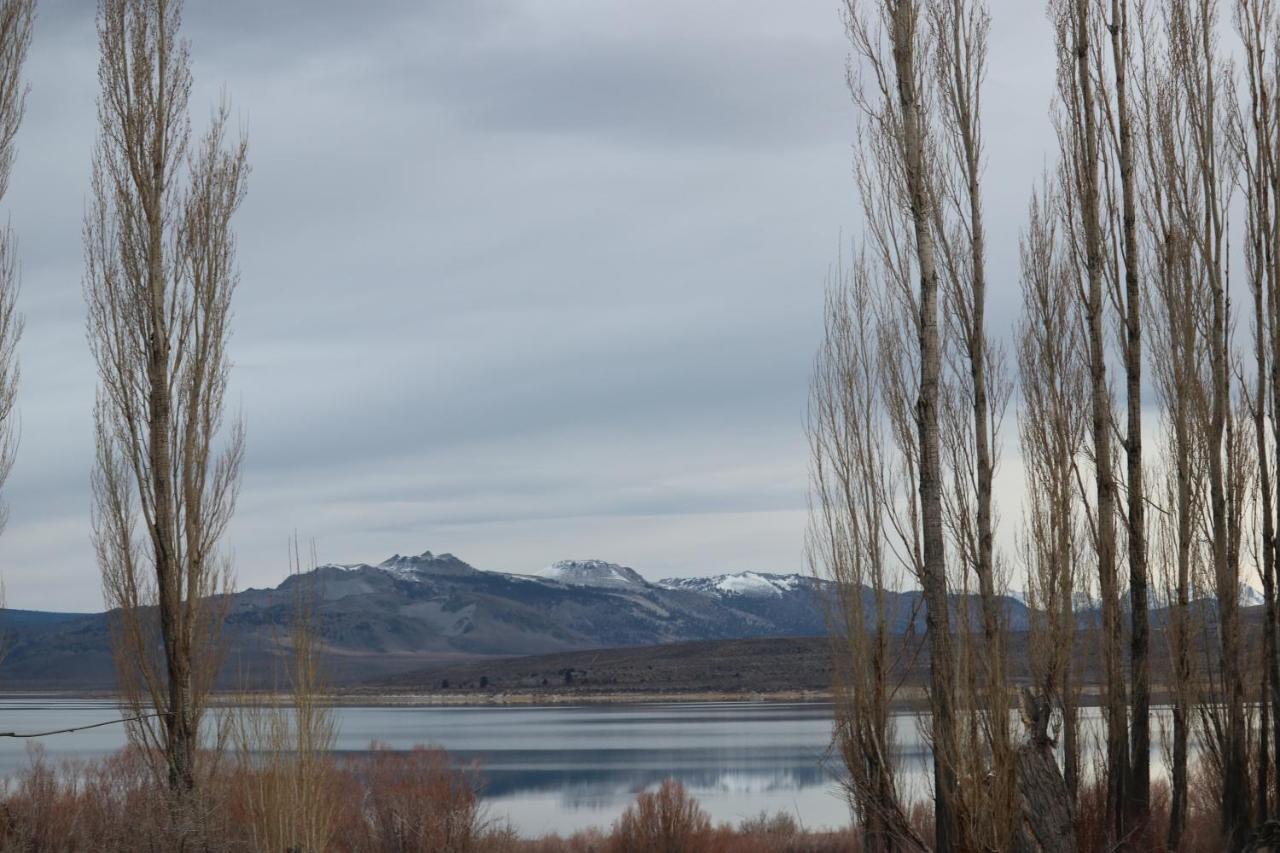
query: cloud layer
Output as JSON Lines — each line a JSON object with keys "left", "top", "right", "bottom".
{"left": 1, "top": 0, "right": 1056, "bottom": 610}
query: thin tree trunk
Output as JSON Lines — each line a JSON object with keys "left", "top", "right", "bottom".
{"left": 1071, "top": 0, "right": 1129, "bottom": 838}
{"left": 1109, "top": 1, "right": 1149, "bottom": 843}
{"left": 888, "top": 3, "right": 960, "bottom": 847}
{"left": 143, "top": 72, "right": 194, "bottom": 791}
{"left": 1211, "top": 216, "right": 1249, "bottom": 850}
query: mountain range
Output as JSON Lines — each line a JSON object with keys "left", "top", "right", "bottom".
{"left": 0, "top": 551, "right": 845, "bottom": 689}
{"left": 0, "top": 549, "right": 1262, "bottom": 691}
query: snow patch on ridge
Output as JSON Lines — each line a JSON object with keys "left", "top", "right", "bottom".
{"left": 659, "top": 571, "right": 807, "bottom": 598}
{"left": 536, "top": 559, "right": 648, "bottom": 589}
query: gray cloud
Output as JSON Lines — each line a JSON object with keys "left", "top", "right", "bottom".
{"left": 1, "top": 0, "right": 1057, "bottom": 611}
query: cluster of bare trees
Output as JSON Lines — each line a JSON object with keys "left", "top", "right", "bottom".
{"left": 811, "top": 0, "right": 1280, "bottom": 851}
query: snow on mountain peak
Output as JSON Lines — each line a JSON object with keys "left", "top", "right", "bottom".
{"left": 377, "top": 551, "right": 477, "bottom": 578}
{"left": 659, "top": 571, "right": 806, "bottom": 598}
{"left": 536, "top": 559, "right": 647, "bottom": 588}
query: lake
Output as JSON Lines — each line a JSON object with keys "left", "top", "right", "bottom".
{"left": 0, "top": 698, "right": 866, "bottom": 834}
{"left": 0, "top": 698, "right": 1168, "bottom": 836}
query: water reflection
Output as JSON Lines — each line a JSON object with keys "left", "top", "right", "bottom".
{"left": 332, "top": 701, "right": 852, "bottom": 832}
{"left": 0, "top": 698, "right": 1192, "bottom": 835}
{"left": 0, "top": 698, "right": 854, "bottom": 834}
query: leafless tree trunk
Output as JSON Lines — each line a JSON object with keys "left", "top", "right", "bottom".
{"left": 1015, "top": 181, "right": 1085, "bottom": 853}
{"left": 1102, "top": 2, "right": 1151, "bottom": 840}
{"left": 1169, "top": 2, "right": 1252, "bottom": 845}
{"left": 889, "top": 8, "right": 957, "bottom": 846}
{"left": 1148, "top": 0, "right": 1251, "bottom": 844}
{"left": 85, "top": 0, "right": 248, "bottom": 796}
{"left": 1271, "top": 0, "right": 1280, "bottom": 817}
{"left": 809, "top": 255, "right": 929, "bottom": 853}
{"left": 845, "top": 3, "right": 960, "bottom": 848}
{"left": 1050, "top": 0, "right": 1129, "bottom": 840}
{"left": 1018, "top": 180, "right": 1086, "bottom": 813}
{"left": 929, "top": 1, "right": 1020, "bottom": 844}
{"left": 1235, "top": 0, "right": 1279, "bottom": 824}
{"left": 1144, "top": 63, "right": 1205, "bottom": 847}
{"left": 0, "top": 0, "right": 33, "bottom": 544}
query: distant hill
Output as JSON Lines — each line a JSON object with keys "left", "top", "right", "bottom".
{"left": 363, "top": 635, "right": 840, "bottom": 697}
{"left": 2, "top": 548, "right": 1267, "bottom": 694}
{"left": 0, "top": 551, "right": 835, "bottom": 689}
{"left": 0, "top": 549, "right": 1037, "bottom": 690}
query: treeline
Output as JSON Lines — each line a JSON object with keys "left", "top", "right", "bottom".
{"left": 809, "top": 1, "right": 1280, "bottom": 852}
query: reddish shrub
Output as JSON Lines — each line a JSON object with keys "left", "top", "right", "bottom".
{"left": 334, "top": 742, "right": 484, "bottom": 853}
{"left": 608, "top": 780, "right": 714, "bottom": 853}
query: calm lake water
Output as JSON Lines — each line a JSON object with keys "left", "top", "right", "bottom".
{"left": 0, "top": 698, "right": 1170, "bottom": 836}
{"left": 0, "top": 698, "right": 865, "bottom": 835}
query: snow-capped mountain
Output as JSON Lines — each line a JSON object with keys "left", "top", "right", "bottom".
{"left": 536, "top": 559, "right": 648, "bottom": 589}
{"left": 377, "top": 551, "right": 479, "bottom": 578}
{"left": 0, "top": 548, "right": 1038, "bottom": 690}
{"left": 659, "top": 572, "right": 810, "bottom": 598}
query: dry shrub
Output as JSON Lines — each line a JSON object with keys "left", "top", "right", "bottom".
{"left": 0, "top": 740, "right": 487, "bottom": 853}
{"left": 739, "top": 811, "right": 799, "bottom": 838}
{"left": 18, "top": 744, "right": 1247, "bottom": 853}
{"left": 336, "top": 742, "right": 484, "bottom": 853}
{"left": 1179, "top": 757, "right": 1227, "bottom": 853}
{"left": 1073, "top": 775, "right": 1109, "bottom": 853}
{"left": 1146, "top": 776, "right": 1171, "bottom": 848}
{"left": 517, "top": 799, "right": 855, "bottom": 853}
{"left": 517, "top": 828, "right": 611, "bottom": 853}
{"left": 0, "top": 745, "right": 233, "bottom": 852}
{"left": 609, "top": 780, "right": 713, "bottom": 853}
{"left": 225, "top": 560, "right": 341, "bottom": 853}
{"left": 225, "top": 696, "right": 339, "bottom": 853}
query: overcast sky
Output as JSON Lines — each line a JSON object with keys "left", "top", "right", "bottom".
{"left": 1, "top": 1, "right": 1057, "bottom": 611}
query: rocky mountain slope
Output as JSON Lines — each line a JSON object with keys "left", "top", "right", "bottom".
{"left": 0, "top": 551, "right": 826, "bottom": 688}
{"left": 3, "top": 549, "right": 1264, "bottom": 695}
{"left": 0, "top": 549, "right": 1036, "bottom": 689}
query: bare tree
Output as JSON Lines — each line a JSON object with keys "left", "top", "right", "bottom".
{"left": 1233, "top": 0, "right": 1280, "bottom": 824}
{"left": 1018, "top": 180, "right": 1086, "bottom": 809}
{"left": 929, "top": 2, "right": 1025, "bottom": 846}
{"left": 85, "top": 0, "right": 248, "bottom": 796}
{"left": 809, "top": 255, "right": 928, "bottom": 853}
{"left": 1049, "top": 0, "right": 1131, "bottom": 839}
{"left": 0, "top": 0, "right": 33, "bottom": 541}
{"left": 1144, "top": 0, "right": 1253, "bottom": 845}
{"left": 1171, "top": 2, "right": 1250, "bottom": 845}
{"left": 844, "top": 2, "right": 960, "bottom": 847}
{"left": 1100, "top": 2, "right": 1153, "bottom": 838}
{"left": 1142, "top": 30, "right": 1207, "bottom": 845}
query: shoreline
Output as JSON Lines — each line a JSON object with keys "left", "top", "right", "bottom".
{"left": 0, "top": 688, "right": 839, "bottom": 707}
{"left": 0, "top": 684, "right": 1147, "bottom": 710}
{"left": 329, "top": 688, "right": 838, "bottom": 706}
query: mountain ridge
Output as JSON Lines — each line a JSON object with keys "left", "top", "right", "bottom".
{"left": 0, "top": 549, "right": 845, "bottom": 690}
{"left": 4, "top": 547, "right": 1258, "bottom": 692}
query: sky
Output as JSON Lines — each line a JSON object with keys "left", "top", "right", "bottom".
{"left": 2, "top": 0, "right": 1059, "bottom": 611}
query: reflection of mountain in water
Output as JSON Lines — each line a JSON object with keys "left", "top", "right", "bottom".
{"left": 486, "top": 766, "right": 835, "bottom": 811}
{"left": 386, "top": 744, "right": 836, "bottom": 803}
